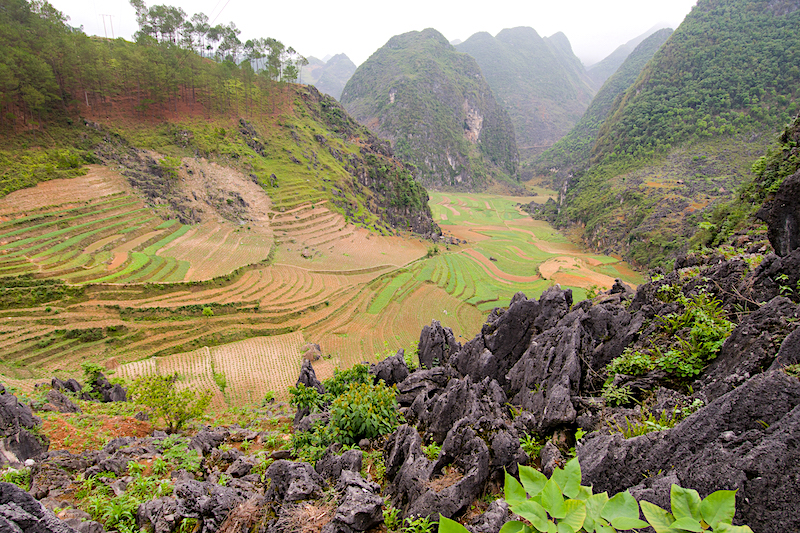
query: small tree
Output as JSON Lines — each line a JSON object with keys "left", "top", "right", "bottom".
{"left": 128, "top": 374, "right": 211, "bottom": 433}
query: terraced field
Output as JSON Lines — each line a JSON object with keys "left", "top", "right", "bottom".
{"left": 0, "top": 168, "right": 643, "bottom": 410}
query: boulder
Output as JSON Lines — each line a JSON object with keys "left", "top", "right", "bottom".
{"left": 263, "top": 460, "right": 324, "bottom": 504}
{"left": 42, "top": 390, "right": 81, "bottom": 414}
{"left": 757, "top": 168, "right": 800, "bottom": 256}
{"left": 175, "top": 479, "right": 246, "bottom": 533}
{"left": 189, "top": 427, "right": 230, "bottom": 456}
{"left": 370, "top": 350, "right": 409, "bottom": 386}
{"left": 418, "top": 320, "right": 460, "bottom": 369}
{"left": 137, "top": 496, "right": 179, "bottom": 533}
{"left": 51, "top": 378, "right": 82, "bottom": 395}
{"left": 322, "top": 471, "right": 383, "bottom": 532}
{"left": 297, "top": 360, "right": 325, "bottom": 395}
{"left": 467, "top": 500, "right": 510, "bottom": 533}
{"left": 0, "top": 481, "right": 75, "bottom": 533}
{"left": 315, "top": 446, "right": 362, "bottom": 481}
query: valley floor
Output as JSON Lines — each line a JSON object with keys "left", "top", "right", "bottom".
{"left": 0, "top": 167, "right": 641, "bottom": 409}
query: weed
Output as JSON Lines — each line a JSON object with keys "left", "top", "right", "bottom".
{"left": 518, "top": 433, "right": 544, "bottom": 459}
{"left": 384, "top": 505, "right": 402, "bottom": 532}
{"left": 601, "top": 383, "right": 635, "bottom": 407}
{"left": 422, "top": 442, "right": 441, "bottom": 461}
{"left": 0, "top": 467, "right": 30, "bottom": 490}
{"left": 402, "top": 515, "right": 434, "bottom": 533}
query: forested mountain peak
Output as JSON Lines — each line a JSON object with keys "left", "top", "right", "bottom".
{"left": 340, "top": 28, "right": 519, "bottom": 190}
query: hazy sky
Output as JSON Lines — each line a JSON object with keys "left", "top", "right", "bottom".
{"left": 47, "top": 0, "right": 699, "bottom": 67}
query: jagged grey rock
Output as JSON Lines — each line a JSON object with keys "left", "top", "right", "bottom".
{"left": 418, "top": 320, "right": 460, "bottom": 369}
{"left": 0, "top": 481, "right": 75, "bottom": 533}
{"left": 579, "top": 371, "right": 800, "bottom": 532}
{"left": 370, "top": 349, "right": 409, "bottom": 385}
{"left": 190, "top": 427, "right": 230, "bottom": 456}
{"left": 175, "top": 479, "right": 245, "bottom": 533}
{"left": 315, "top": 446, "right": 363, "bottom": 481}
{"left": 263, "top": 460, "right": 324, "bottom": 503}
{"left": 137, "top": 496, "right": 179, "bottom": 533}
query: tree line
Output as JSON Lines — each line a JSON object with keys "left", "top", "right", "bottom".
{"left": 0, "top": 0, "right": 309, "bottom": 135}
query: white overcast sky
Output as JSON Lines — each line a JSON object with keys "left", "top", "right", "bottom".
{"left": 47, "top": 0, "right": 698, "bottom": 67}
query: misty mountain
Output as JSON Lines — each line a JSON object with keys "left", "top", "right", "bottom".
{"left": 586, "top": 24, "right": 670, "bottom": 88}
{"left": 455, "top": 27, "right": 595, "bottom": 161}
{"left": 301, "top": 53, "right": 357, "bottom": 100}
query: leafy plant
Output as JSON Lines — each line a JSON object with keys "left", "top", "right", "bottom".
{"left": 422, "top": 442, "right": 441, "bottom": 461}
{"left": 152, "top": 457, "right": 169, "bottom": 476}
{"left": 601, "top": 383, "right": 635, "bottom": 407}
{"left": 384, "top": 504, "right": 402, "bottom": 531}
{"left": 328, "top": 381, "right": 401, "bottom": 445}
{"left": 322, "top": 363, "right": 371, "bottom": 397}
{"left": 0, "top": 467, "right": 30, "bottom": 490}
{"left": 519, "top": 433, "right": 545, "bottom": 459}
{"left": 288, "top": 382, "right": 323, "bottom": 411}
{"left": 606, "top": 348, "right": 655, "bottom": 377}
{"left": 126, "top": 461, "right": 144, "bottom": 477}
{"left": 438, "top": 458, "right": 754, "bottom": 533}
{"left": 402, "top": 515, "right": 434, "bottom": 533}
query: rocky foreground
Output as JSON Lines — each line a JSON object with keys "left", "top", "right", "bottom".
{"left": 2, "top": 169, "right": 800, "bottom": 533}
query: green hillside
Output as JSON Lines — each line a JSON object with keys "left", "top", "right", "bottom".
{"left": 553, "top": 0, "right": 800, "bottom": 269}
{"left": 340, "top": 28, "right": 519, "bottom": 190}
{"left": 301, "top": 53, "right": 356, "bottom": 100}
{"left": 533, "top": 28, "right": 673, "bottom": 182}
{"left": 456, "top": 27, "right": 595, "bottom": 161}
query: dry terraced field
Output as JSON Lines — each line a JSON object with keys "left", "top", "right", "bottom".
{"left": 0, "top": 168, "right": 642, "bottom": 410}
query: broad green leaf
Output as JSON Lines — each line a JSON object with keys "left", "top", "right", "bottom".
{"left": 610, "top": 515, "right": 650, "bottom": 530}
{"left": 551, "top": 465, "right": 568, "bottom": 492}
{"left": 583, "top": 492, "right": 609, "bottom": 532}
{"left": 505, "top": 470, "right": 528, "bottom": 504}
{"left": 561, "top": 499, "right": 587, "bottom": 532}
{"left": 641, "top": 500, "right": 677, "bottom": 533}
{"left": 499, "top": 521, "right": 531, "bottom": 533}
{"left": 670, "top": 485, "right": 702, "bottom": 522}
{"left": 542, "top": 478, "right": 567, "bottom": 519}
{"left": 515, "top": 499, "right": 550, "bottom": 532}
{"left": 601, "top": 491, "right": 640, "bottom": 523}
{"left": 700, "top": 490, "right": 736, "bottom": 529}
{"left": 715, "top": 524, "right": 754, "bottom": 533}
{"left": 669, "top": 517, "right": 703, "bottom": 532}
{"left": 562, "top": 457, "right": 582, "bottom": 498}
{"left": 557, "top": 522, "right": 575, "bottom": 533}
{"left": 576, "top": 485, "right": 594, "bottom": 501}
{"left": 438, "top": 515, "right": 471, "bottom": 533}
{"left": 595, "top": 525, "right": 615, "bottom": 533}
{"left": 519, "top": 464, "right": 548, "bottom": 497}
{"left": 547, "top": 522, "right": 558, "bottom": 533}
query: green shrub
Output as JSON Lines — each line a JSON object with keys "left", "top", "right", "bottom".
{"left": 322, "top": 363, "right": 371, "bottom": 396}
{"left": 606, "top": 348, "right": 655, "bottom": 377}
{"left": 128, "top": 374, "right": 212, "bottom": 433}
{"left": 0, "top": 468, "right": 30, "bottom": 490}
{"left": 288, "top": 382, "right": 323, "bottom": 411}
{"left": 329, "top": 381, "right": 401, "bottom": 444}
{"left": 601, "top": 383, "right": 635, "bottom": 407}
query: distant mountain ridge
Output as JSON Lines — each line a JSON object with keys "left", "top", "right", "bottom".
{"left": 455, "top": 27, "right": 595, "bottom": 161}
{"left": 341, "top": 28, "right": 519, "bottom": 190}
{"left": 301, "top": 53, "right": 356, "bottom": 100}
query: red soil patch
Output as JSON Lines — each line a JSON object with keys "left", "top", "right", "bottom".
{"left": 42, "top": 415, "right": 152, "bottom": 454}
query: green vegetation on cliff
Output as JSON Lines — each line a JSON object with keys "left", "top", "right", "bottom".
{"left": 533, "top": 29, "right": 673, "bottom": 182}
{"left": 341, "top": 28, "right": 519, "bottom": 190}
{"left": 552, "top": 0, "right": 800, "bottom": 269}
{"left": 456, "top": 27, "right": 595, "bottom": 161}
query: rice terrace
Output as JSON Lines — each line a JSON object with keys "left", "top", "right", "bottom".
{"left": 0, "top": 164, "right": 641, "bottom": 406}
